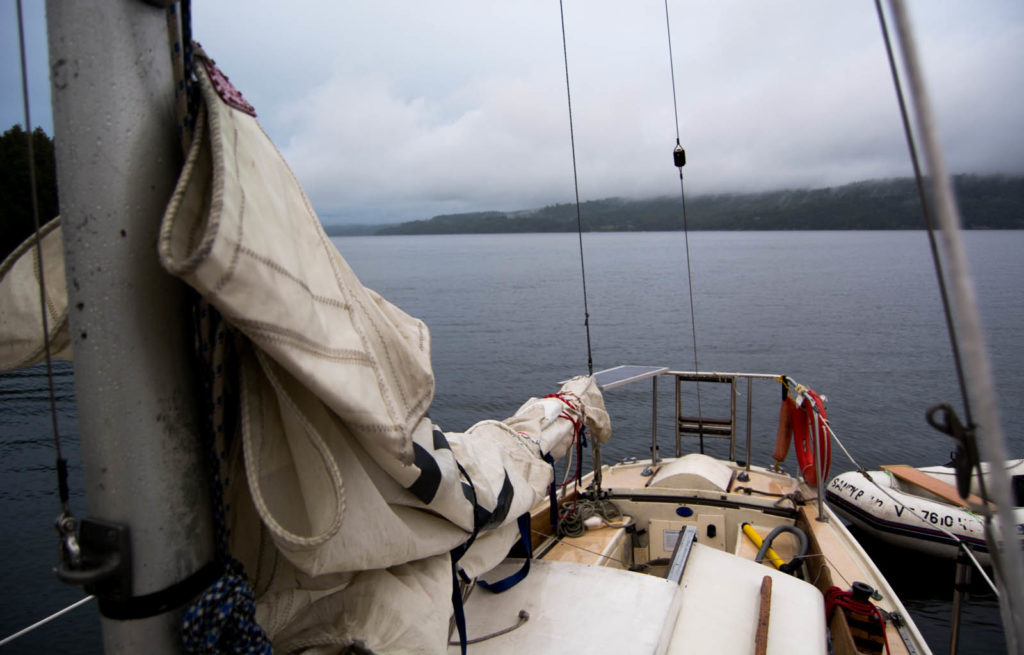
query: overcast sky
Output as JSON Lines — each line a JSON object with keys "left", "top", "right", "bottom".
{"left": 3, "top": 1, "right": 1023, "bottom": 224}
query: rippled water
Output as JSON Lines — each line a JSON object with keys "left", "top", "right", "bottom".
{"left": 1, "top": 230, "right": 1020, "bottom": 653}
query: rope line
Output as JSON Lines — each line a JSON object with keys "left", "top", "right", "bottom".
{"left": 15, "top": 0, "right": 69, "bottom": 512}
{"left": 181, "top": 305, "right": 271, "bottom": 654}
{"left": 15, "top": 0, "right": 82, "bottom": 573}
{"left": 181, "top": 562, "right": 270, "bottom": 655}
{"left": 778, "top": 376, "right": 997, "bottom": 593}
{"left": 558, "top": 0, "right": 594, "bottom": 377}
{"left": 558, "top": 0, "right": 605, "bottom": 494}
{"left": 663, "top": 0, "right": 681, "bottom": 144}
{"left": 873, "top": 13, "right": 1008, "bottom": 621}
{"left": 555, "top": 497, "right": 624, "bottom": 539}
{"left": 873, "top": 0, "right": 974, "bottom": 432}
{"left": 662, "top": 0, "right": 704, "bottom": 447}
{"left": 884, "top": 6, "right": 1024, "bottom": 649}
{"left": 825, "top": 586, "right": 892, "bottom": 655}
{"left": 164, "top": 5, "right": 269, "bottom": 649}
{"left": 808, "top": 401, "right": 998, "bottom": 595}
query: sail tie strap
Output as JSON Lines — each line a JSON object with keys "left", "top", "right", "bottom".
{"left": 543, "top": 453, "right": 558, "bottom": 528}
{"left": 476, "top": 514, "right": 534, "bottom": 594}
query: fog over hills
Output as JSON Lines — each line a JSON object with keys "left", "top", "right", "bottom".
{"left": 324, "top": 175, "right": 1024, "bottom": 236}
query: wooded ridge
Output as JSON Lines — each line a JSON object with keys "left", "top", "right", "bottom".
{"left": 327, "top": 175, "right": 1024, "bottom": 236}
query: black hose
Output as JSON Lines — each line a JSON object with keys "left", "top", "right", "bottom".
{"left": 755, "top": 525, "right": 809, "bottom": 575}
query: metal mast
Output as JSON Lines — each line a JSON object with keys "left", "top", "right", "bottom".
{"left": 46, "top": 1, "right": 213, "bottom": 652}
{"left": 887, "top": 2, "right": 1024, "bottom": 652}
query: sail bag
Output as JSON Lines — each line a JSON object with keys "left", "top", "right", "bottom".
{"left": 158, "top": 56, "right": 610, "bottom": 653}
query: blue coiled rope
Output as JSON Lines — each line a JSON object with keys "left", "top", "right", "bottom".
{"left": 181, "top": 303, "right": 271, "bottom": 654}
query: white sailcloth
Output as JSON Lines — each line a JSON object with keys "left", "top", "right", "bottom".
{"left": 158, "top": 56, "right": 610, "bottom": 653}
{"left": 0, "top": 216, "right": 71, "bottom": 371}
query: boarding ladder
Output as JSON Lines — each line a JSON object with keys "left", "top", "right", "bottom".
{"left": 675, "top": 373, "right": 738, "bottom": 460}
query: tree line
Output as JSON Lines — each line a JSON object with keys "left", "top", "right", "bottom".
{"left": 1, "top": 124, "right": 59, "bottom": 262}
{"left": 330, "top": 175, "right": 1024, "bottom": 236}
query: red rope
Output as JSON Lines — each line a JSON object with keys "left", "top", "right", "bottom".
{"left": 824, "top": 586, "right": 890, "bottom": 655}
{"left": 544, "top": 390, "right": 585, "bottom": 489}
{"left": 544, "top": 393, "right": 585, "bottom": 489}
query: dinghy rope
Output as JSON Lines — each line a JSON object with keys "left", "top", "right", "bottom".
{"left": 816, "top": 403, "right": 998, "bottom": 596}
{"left": 779, "top": 375, "right": 999, "bottom": 595}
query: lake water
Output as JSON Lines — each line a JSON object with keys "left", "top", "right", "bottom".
{"left": 1, "top": 230, "right": 1020, "bottom": 653}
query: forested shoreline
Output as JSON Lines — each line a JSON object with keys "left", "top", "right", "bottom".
{"left": 328, "top": 175, "right": 1024, "bottom": 236}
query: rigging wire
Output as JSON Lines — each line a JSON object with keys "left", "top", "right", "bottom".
{"left": 663, "top": 0, "right": 705, "bottom": 449}
{"left": 883, "top": 3, "right": 1024, "bottom": 651}
{"left": 873, "top": 0, "right": 975, "bottom": 436}
{"left": 558, "top": 0, "right": 594, "bottom": 378}
{"left": 558, "top": 0, "right": 605, "bottom": 495}
{"left": 0, "top": 595, "right": 95, "bottom": 646}
{"left": 15, "top": 0, "right": 78, "bottom": 553}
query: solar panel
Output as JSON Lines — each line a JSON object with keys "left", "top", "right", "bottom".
{"left": 593, "top": 365, "right": 668, "bottom": 390}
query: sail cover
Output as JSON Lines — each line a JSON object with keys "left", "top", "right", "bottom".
{"left": 158, "top": 57, "right": 610, "bottom": 653}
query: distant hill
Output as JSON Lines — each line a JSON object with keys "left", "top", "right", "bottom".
{"left": 323, "top": 175, "right": 1024, "bottom": 236}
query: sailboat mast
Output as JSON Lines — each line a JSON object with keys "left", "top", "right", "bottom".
{"left": 886, "top": 2, "right": 1024, "bottom": 651}
{"left": 46, "top": 1, "right": 214, "bottom": 652}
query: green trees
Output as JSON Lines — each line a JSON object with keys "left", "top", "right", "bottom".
{"left": 1, "top": 124, "right": 58, "bottom": 262}
{"left": 364, "top": 176, "right": 1024, "bottom": 235}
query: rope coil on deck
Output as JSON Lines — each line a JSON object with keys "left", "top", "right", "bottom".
{"left": 557, "top": 498, "right": 623, "bottom": 538}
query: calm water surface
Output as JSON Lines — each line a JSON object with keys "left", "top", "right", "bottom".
{"left": 1, "top": 230, "right": 1020, "bottom": 653}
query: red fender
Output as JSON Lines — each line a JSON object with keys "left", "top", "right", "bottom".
{"left": 772, "top": 397, "right": 795, "bottom": 463}
{"left": 791, "top": 389, "right": 831, "bottom": 487}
